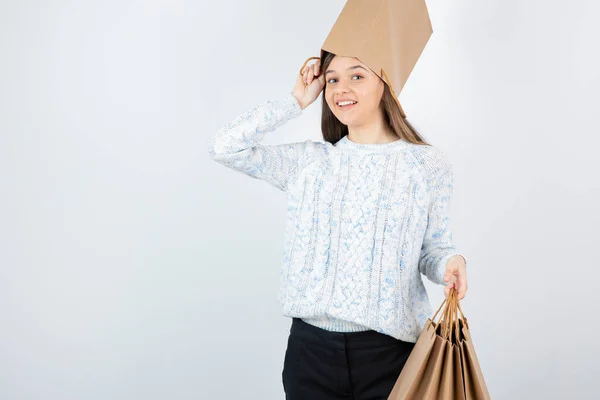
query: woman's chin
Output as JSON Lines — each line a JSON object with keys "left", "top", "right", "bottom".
{"left": 336, "top": 115, "right": 359, "bottom": 126}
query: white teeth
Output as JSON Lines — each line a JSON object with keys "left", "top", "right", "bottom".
{"left": 337, "top": 101, "right": 357, "bottom": 106}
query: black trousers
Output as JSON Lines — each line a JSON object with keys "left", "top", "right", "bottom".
{"left": 282, "top": 318, "right": 416, "bottom": 400}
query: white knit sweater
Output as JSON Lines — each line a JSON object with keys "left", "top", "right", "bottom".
{"left": 208, "top": 91, "right": 466, "bottom": 343}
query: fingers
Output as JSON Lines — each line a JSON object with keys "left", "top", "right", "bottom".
{"left": 443, "top": 268, "right": 455, "bottom": 283}
{"left": 302, "top": 64, "right": 311, "bottom": 84}
{"left": 458, "top": 282, "right": 467, "bottom": 299}
{"left": 444, "top": 272, "right": 457, "bottom": 285}
{"left": 443, "top": 262, "right": 468, "bottom": 300}
{"left": 457, "top": 267, "right": 468, "bottom": 300}
{"left": 296, "top": 70, "right": 304, "bottom": 87}
{"left": 454, "top": 282, "right": 466, "bottom": 300}
{"left": 444, "top": 284, "right": 465, "bottom": 300}
{"left": 458, "top": 282, "right": 468, "bottom": 300}
{"left": 301, "top": 58, "right": 322, "bottom": 85}
{"left": 444, "top": 279, "right": 467, "bottom": 300}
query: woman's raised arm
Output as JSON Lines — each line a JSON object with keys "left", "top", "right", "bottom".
{"left": 208, "top": 57, "right": 325, "bottom": 192}
{"left": 208, "top": 92, "right": 311, "bottom": 192}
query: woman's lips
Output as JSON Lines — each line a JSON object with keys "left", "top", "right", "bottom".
{"left": 337, "top": 102, "right": 357, "bottom": 111}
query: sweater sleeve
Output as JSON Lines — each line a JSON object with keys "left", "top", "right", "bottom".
{"left": 417, "top": 149, "right": 467, "bottom": 286}
{"left": 207, "top": 92, "right": 310, "bottom": 192}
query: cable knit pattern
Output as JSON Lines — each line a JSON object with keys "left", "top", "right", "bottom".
{"left": 208, "top": 92, "right": 466, "bottom": 343}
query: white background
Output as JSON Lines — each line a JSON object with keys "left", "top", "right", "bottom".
{"left": 1, "top": 0, "right": 598, "bottom": 399}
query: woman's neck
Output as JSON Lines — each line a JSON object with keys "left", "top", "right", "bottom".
{"left": 346, "top": 113, "right": 398, "bottom": 144}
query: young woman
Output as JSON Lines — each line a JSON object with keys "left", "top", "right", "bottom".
{"left": 208, "top": 49, "right": 468, "bottom": 399}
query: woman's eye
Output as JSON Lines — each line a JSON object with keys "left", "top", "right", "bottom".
{"left": 327, "top": 75, "right": 363, "bottom": 84}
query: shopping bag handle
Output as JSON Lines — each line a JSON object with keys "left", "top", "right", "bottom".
{"left": 299, "top": 57, "right": 321, "bottom": 76}
{"left": 439, "top": 288, "right": 456, "bottom": 339}
{"left": 430, "top": 287, "right": 470, "bottom": 339}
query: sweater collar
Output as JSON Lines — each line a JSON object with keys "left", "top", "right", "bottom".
{"left": 334, "top": 135, "right": 409, "bottom": 154}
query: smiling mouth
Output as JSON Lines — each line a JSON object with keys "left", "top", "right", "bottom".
{"left": 337, "top": 101, "right": 357, "bottom": 110}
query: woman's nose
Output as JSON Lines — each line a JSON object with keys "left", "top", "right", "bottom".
{"left": 334, "top": 84, "right": 351, "bottom": 94}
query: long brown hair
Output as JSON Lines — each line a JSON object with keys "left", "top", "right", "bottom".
{"left": 319, "top": 49, "right": 431, "bottom": 147}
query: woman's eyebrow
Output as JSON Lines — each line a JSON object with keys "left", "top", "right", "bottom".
{"left": 325, "top": 65, "right": 367, "bottom": 75}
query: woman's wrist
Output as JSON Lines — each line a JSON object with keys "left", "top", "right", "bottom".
{"left": 449, "top": 254, "right": 467, "bottom": 268}
{"left": 291, "top": 91, "right": 307, "bottom": 110}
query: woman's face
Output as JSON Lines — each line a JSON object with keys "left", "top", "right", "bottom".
{"left": 324, "top": 55, "right": 385, "bottom": 127}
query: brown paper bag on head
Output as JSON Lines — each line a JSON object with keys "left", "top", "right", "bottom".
{"left": 300, "top": 0, "right": 434, "bottom": 118}
{"left": 388, "top": 288, "right": 491, "bottom": 400}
